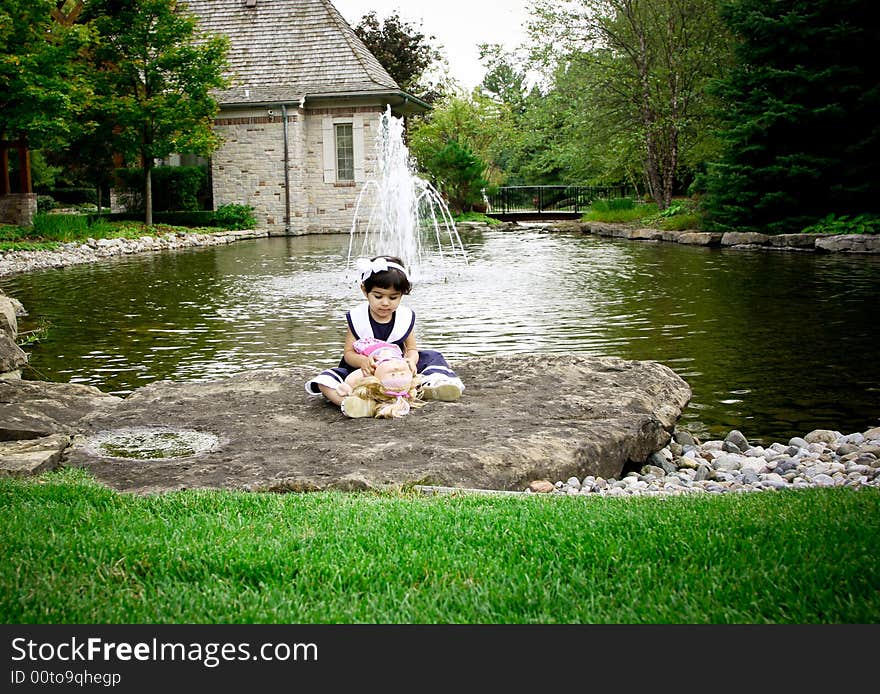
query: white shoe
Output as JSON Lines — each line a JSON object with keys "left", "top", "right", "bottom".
{"left": 420, "top": 376, "right": 464, "bottom": 402}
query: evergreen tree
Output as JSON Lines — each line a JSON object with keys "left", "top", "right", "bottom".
{"left": 703, "top": 0, "right": 880, "bottom": 233}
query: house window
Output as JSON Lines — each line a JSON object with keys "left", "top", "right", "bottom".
{"left": 323, "top": 115, "right": 365, "bottom": 184}
{"left": 335, "top": 123, "right": 355, "bottom": 182}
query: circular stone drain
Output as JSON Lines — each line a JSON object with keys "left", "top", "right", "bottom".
{"left": 85, "top": 427, "right": 220, "bottom": 460}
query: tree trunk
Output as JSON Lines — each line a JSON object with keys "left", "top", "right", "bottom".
{"left": 144, "top": 160, "right": 153, "bottom": 226}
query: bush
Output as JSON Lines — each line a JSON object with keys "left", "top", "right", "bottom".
{"left": 113, "top": 166, "right": 210, "bottom": 212}
{"left": 661, "top": 214, "right": 702, "bottom": 231}
{"left": 213, "top": 203, "right": 257, "bottom": 230}
{"left": 36, "top": 195, "right": 56, "bottom": 213}
{"left": 49, "top": 187, "right": 97, "bottom": 206}
{"left": 801, "top": 213, "right": 879, "bottom": 235}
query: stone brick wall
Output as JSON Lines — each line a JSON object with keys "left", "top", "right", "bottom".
{"left": 211, "top": 104, "right": 383, "bottom": 235}
{"left": 0, "top": 193, "right": 37, "bottom": 227}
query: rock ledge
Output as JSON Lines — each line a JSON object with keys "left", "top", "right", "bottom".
{"left": 46, "top": 353, "right": 691, "bottom": 495}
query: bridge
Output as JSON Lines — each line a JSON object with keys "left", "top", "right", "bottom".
{"left": 485, "top": 185, "right": 634, "bottom": 221}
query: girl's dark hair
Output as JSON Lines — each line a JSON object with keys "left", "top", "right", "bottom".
{"left": 363, "top": 255, "right": 411, "bottom": 294}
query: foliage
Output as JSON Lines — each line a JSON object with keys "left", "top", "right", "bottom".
{"left": 353, "top": 11, "right": 443, "bottom": 103}
{"left": 0, "top": 0, "right": 94, "bottom": 148}
{"left": 422, "top": 140, "right": 489, "bottom": 213}
{"left": 0, "top": 214, "right": 233, "bottom": 252}
{"left": 16, "top": 316, "right": 51, "bottom": 347}
{"left": 114, "top": 166, "right": 208, "bottom": 212}
{"left": 213, "top": 203, "right": 256, "bottom": 230}
{"left": 28, "top": 212, "right": 120, "bottom": 242}
{"left": 801, "top": 214, "right": 880, "bottom": 236}
{"left": 591, "top": 197, "right": 636, "bottom": 212}
{"left": 660, "top": 213, "right": 702, "bottom": 231}
{"left": 582, "top": 200, "right": 658, "bottom": 223}
{"left": 82, "top": 0, "right": 229, "bottom": 225}
{"left": 3, "top": 471, "right": 879, "bottom": 623}
{"left": 478, "top": 43, "right": 531, "bottom": 116}
{"left": 46, "top": 187, "right": 98, "bottom": 206}
{"left": 408, "top": 91, "right": 517, "bottom": 189}
{"left": 453, "top": 212, "right": 503, "bottom": 225}
{"left": 702, "top": 0, "right": 880, "bottom": 234}
{"left": 29, "top": 151, "right": 64, "bottom": 192}
{"left": 528, "top": 0, "right": 732, "bottom": 207}
{"left": 36, "top": 196, "right": 56, "bottom": 214}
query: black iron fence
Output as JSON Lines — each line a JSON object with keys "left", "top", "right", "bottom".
{"left": 486, "top": 185, "right": 635, "bottom": 217}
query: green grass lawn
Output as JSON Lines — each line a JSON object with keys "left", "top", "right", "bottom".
{"left": 3, "top": 469, "right": 878, "bottom": 624}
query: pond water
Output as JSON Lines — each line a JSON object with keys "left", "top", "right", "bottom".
{"left": 2, "top": 228, "right": 879, "bottom": 445}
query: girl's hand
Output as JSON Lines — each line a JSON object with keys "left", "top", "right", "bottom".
{"left": 405, "top": 348, "right": 418, "bottom": 374}
{"left": 362, "top": 356, "right": 377, "bottom": 376}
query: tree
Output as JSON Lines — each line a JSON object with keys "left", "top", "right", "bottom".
{"left": 0, "top": 0, "right": 93, "bottom": 153}
{"left": 702, "top": 0, "right": 880, "bottom": 233}
{"left": 83, "top": 0, "right": 228, "bottom": 225}
{"left": 408, "top": 91, "right": 517, "bottom": 191}
{"left": 478, "top": 43, "right": 530, "bottom": 116}
{"left": 530, "top": 0, "right": 730, "bottom": 208}
{"left": 424, "top": 140, "right": 488, "bottom": 213}
{"left": 353, "top": 11, "right": 444, "bottom": 103}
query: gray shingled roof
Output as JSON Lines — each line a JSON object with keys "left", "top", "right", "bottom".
{"left": 184, "top": 0, "right": 401, "bottom": 105}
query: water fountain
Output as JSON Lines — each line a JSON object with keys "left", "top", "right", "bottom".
{"left": 345, "top": 106, "right": 468, "bottom": 283}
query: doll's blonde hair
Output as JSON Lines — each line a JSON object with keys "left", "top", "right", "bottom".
{"left": 350, "top": 374, "right": 425, "bottom": 419}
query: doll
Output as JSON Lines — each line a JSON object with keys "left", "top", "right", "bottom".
{"left": 336, "top": 356, "right": 425, "bottom": 419}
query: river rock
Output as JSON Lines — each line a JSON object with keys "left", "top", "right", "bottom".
{"left": 61, "top": 353, "right": 692, "bottom": 495}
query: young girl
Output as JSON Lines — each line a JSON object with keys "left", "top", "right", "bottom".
{"left": 305, "top": 255, "right": 465, "bottom": 417}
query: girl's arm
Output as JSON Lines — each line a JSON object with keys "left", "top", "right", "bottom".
{"left": 403, "top": 332, "right": 419, "bottom": 373}
{"left": 342, "top": 327, "right": 376, "bottom": 375}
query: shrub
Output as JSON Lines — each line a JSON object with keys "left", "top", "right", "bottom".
{"left": 113, "top": 166, "right": 210, "bottom": 212}
{"left": 50, "top": 187, "right": 97, "bottom": 206}
{"left": 213, "top": 203, "right": 257, "bottom": 230}
{"left": 801, "top": 213, "right": 879, "bottom": 235}
{"left": 661, "top": 213, "right": 702, "bottom": 231}
{"left": 36, "top": 195, "right": 56, "bottom": 213}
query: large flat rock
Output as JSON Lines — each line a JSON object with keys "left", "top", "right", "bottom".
{"left": 0, "top": 379, "right": 122, "bottom": 441}
{"left": 61, "top": 354, "right": 692, "bottom": 494}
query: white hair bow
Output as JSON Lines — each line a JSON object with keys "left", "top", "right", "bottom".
{"left": 355, "top": 257, "right": 407, "bottom": 282}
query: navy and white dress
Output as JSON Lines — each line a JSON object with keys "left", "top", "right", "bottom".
{"left": 305, "top": 302, "right": 461, "bottom": 395}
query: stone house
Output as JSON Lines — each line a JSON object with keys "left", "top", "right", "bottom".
{"left": 183, "top": 0, "right": 428, "bottom": 234}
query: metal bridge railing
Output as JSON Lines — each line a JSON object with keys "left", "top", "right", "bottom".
{"left": 486, "top": 185, "right": 634, "bottom": 216}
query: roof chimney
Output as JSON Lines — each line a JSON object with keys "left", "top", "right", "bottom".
{"left": 244, "top": 0, "right": 257, "bottom": 8}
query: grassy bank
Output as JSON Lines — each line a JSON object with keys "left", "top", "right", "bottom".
{"left": 2, "top": 468, "right": 878, "bottom": 624}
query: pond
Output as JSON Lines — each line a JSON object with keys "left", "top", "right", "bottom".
{"left": 2, "top": 228, "right": 879, "bottom": 445}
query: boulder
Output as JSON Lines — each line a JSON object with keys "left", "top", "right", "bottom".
{"left": 0, "top": 434, "right": 70, "bottom": 477}
{"left": 0, "top": 333, "right": 27, "bottom": 375}
{"left": 62, "top": 354, "right": 692, "bottom": 495}
{"left": 0, "top": 379, "right": 122, "bottom": 441}
{"left": 0, "top": 294, "right": 18, "bottom": 337}
{"left": 677, "top": 232, "right": 723, "bottom": 246}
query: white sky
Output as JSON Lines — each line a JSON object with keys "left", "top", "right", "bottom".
{"left": 331, "top": 0, "right": 532, "bottom": 90}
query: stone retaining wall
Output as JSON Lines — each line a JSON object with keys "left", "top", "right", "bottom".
{"left": 547, "top": 221, "right": 880, "bottom": 253}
